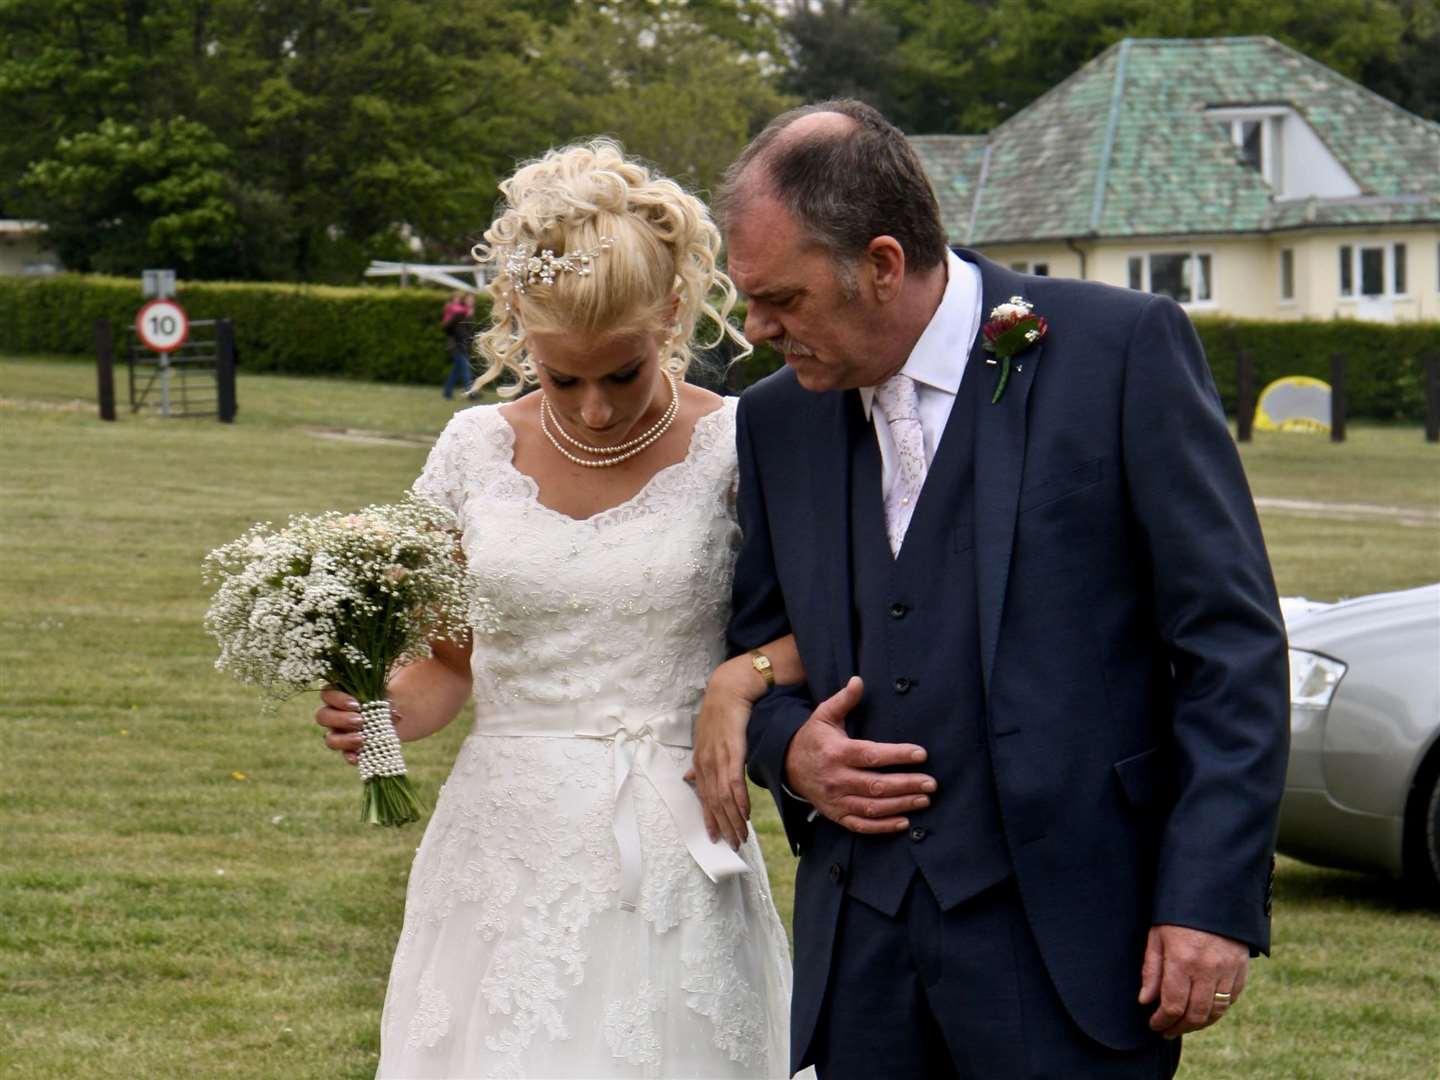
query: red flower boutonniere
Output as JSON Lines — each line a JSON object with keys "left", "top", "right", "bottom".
{"left": 982, "top": 297, "right": 1048, "bottom": 404}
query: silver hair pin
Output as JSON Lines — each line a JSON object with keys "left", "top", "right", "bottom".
{"left": 504, "top": 237, "right": 614, "bottom": 294}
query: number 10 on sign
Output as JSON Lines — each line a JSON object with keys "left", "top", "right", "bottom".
{"left": 136, "top": 298, "right": 190, "bottom": 353}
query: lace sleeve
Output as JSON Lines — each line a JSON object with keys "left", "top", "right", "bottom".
{"left": 412, "top": 413, "right": 470, "bottom": 523}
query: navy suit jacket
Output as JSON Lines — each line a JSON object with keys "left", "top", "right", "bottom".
{"left": 728, "top": 252, "right": 1289, "bottom": 1063}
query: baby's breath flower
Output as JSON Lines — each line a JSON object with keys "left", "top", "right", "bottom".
{"left": 203, "top": 493, "right": 480, "bottom": 828}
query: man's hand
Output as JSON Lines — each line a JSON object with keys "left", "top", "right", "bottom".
{"left": 783, "top": 677, "right": 935, "bottom": 833}
{"left": 1138, "top": 924, "right": 1249, "bottom": 1038}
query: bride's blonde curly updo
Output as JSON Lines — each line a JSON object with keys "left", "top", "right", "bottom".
{"left": 472, "top": 139, "right": 749, "bottom": 398}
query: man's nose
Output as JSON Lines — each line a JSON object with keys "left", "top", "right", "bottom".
{"left": 743, "top": 302, "right": 780, "bottom": 345}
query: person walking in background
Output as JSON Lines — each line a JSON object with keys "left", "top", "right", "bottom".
{"left": 440, "top": 291, "right": 475, "bottom": 399}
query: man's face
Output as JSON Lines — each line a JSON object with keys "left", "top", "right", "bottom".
{"left": 726, "top": 195, "right": 888, "bottom": 392}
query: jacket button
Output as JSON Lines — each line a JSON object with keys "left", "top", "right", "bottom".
{"left": 828, "top": 863, "right": 844, "bottom": 884}
{"left": 894, "top": 676, "right": 912, "bottom": 694}
{"left": 889, "top": 602, "right": 907, "bottom": 619}
{"left": 909, "top": 826, "right": 928, "bottom": 843}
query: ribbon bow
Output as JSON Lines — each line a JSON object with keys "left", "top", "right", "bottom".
{"left": 577, "top": 705, "right": 751, "bottom": 912}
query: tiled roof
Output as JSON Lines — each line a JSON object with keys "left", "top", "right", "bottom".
{"left": 912, "top": 37, "right": 1440, "bottom": 244}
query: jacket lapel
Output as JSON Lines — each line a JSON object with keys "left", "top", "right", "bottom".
{"left": 809, "top": 389, "right": 856, "bottom": 686}
{"left": 965, "top": 251, "right": 1045, "bottom": 694}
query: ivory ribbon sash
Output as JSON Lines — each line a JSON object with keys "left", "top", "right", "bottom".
{"left": 471, "top": 702, "right": 752, "bottom": 911}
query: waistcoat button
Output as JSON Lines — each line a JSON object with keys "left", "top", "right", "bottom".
{"left": 894, "top": 676, "right": 912, "bottom": 694}
{"left": 889, "top": 602, "right": 907, "bottom": 619}
{"left": 909, "top": 826, "right": 928, "bottom": 843}
{"left": 828, "top": 863, "right": 844, "bottom": 884}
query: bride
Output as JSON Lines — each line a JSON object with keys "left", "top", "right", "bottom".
{"left": 316, "top": 140, "right": 804, "bottom": 1078}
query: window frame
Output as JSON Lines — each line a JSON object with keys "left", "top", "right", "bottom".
{"left": 1207, "top": 107, "right": 1285, "bottom": 188}
{"left": 1338, "top": 242, "right": 1409, "bottom": 300}
{"left": 1280, "top": 248, "right": 1295, "bottom": 303}
{"left": 1125, "top": 250, "right": 1216, "bottom": 308}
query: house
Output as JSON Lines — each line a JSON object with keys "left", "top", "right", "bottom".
{"left": 910, "top": 37, "right": 1440, "bottom": 323}
{"left": 0, "top": 220, "right": 60, "bottom": 275}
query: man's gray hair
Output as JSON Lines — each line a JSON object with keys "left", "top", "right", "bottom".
{"left": 717, "top": 99, "right": 949, "bottom": 281}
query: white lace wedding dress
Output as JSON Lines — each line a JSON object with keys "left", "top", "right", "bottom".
{"left": 380, "top": 397, "right": 795, "bottom": 1079}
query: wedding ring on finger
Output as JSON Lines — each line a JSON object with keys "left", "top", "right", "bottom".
{"left": 1213, "top": 991, "right": 1233, "bottom": 1007}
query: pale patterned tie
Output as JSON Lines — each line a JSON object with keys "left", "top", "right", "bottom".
{"left": 874, "top": 373, "right": 926, "bottom": 556}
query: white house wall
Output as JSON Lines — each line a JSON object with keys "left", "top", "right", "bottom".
{"left": 1277, "top": 114, "right": 1362, "bottom": 200}
{"left": 978, "top": 227, "right": 1439, "bottom": 322}
{"left": 0, "top": 230, "right": 59, "bottom": 275}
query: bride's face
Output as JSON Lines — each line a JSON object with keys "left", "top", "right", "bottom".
{"left": 527, "top": 327, "right": 670, "bottom": 447}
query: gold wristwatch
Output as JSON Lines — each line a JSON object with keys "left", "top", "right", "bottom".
{"left": 748, "top": 649, "right": 775, "bottom": 689}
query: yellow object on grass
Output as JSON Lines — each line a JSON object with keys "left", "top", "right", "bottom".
{"left": 1254, "top": 375, "right": 1332, "bottom": 434}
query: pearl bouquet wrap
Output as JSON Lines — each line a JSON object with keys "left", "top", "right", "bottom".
{"left": 203, "top": 492, "right": 480, "bottom": 826}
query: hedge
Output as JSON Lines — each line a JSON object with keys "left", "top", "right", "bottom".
{"left": 0, "top": 274, "right": 492, "bottom": 384}
{"left": 3, "top": 274, "right": 1436, "bottom": 419}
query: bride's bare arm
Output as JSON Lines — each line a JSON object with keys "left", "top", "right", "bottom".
{"left": 317, "top": 636, "right": 474, "bottom": 763}
{"left": 690, "top": 634, "right": 804, "bottom": 849}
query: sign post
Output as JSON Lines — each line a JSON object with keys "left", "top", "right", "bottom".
{"left": 142, "top": 269, "right": 177, "bottom": 299}
{"left": 135, "top": 298, "right": 190, "bottom": 416}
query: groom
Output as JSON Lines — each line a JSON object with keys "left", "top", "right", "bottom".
{"left": 720, "top": 101, "right": 1289, "bottom": 1078}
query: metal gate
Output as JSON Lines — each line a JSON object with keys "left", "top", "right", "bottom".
{"left": 127, "top": 318, "right": 226, "bottom": 417}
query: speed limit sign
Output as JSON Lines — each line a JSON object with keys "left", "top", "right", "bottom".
{"left": 135, "top": 298, "right": 190, "bottom": 353}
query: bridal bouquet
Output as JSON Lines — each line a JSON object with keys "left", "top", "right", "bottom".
{"left": 203, "top": 493, "right": 474, "bottom": 826}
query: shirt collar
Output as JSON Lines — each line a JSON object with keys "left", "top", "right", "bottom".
{"left": 860, "top": 249, "right": 981, "bottom": 420}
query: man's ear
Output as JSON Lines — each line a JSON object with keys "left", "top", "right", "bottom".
{"left": 865, "top": 236, "right": 906, "bottom": 303}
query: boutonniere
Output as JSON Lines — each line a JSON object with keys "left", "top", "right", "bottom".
{"left": 982, "top": 296, "right": 1048, "bottom": 404}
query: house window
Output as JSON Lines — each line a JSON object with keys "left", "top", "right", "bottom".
{"left": 1360, "top": 247, "right": 1384, "bottom": 296}
{"left": 1213, "top": 115, "right": 1279, "bottom": 185}
{"left": 1238, "top": 120, "right": 1262, "bottom": 171}
{"left": 1129, "top": 252, "right": 1213, "bottom": 304}
{"left": 1280, "top": 249, "right": 1294, "bottom": 301}
{"left": 1008, "top": 260, "right": 1051, "bottom": 276}
{"left": 1340, "top": 243, "right": 1407, "bottom": 298}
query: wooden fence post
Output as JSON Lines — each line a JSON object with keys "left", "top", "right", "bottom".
{"left": 1235, "top": 349, "right": 1254, "bottom": 442}
{"left": 216, "top": 318, "right": 237, "bottom": 423}
{"left": 1425, "top": 353, "right": 1439, "bottom": 444}
{"left": 95, "top": 318, "right": 116, "bottom": 422}
{"left": 1329, "top": 352, "right": 1346, "bottom": 443}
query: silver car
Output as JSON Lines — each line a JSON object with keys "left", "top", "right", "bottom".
{"left": 1278, "top": 584, "right": 1440, "bottom": 897}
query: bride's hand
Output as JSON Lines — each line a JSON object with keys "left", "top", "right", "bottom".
{"left": 688, "top": 657, "right": 758, "bottom": 851}
{"left": 316, "top": 686, "right": 366, "bottom": 766}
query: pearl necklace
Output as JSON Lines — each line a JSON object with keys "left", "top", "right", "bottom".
{"left": 540, "top": 372, "right": 680, "bottom": 468}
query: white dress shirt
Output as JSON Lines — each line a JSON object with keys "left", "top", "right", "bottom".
{"left": 859, "top": 250, "right": 983, "bottom": 501}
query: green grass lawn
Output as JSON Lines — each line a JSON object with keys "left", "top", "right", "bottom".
{"left": 2, "top": 355, "right": 1438, "bottom": 1078}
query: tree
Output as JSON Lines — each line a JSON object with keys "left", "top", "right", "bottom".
{"left": 0, "top": 0, "right": 557, "bottom": 279}
{"left": 535, "top": 1, "right": 792, "bottom": 195}
{"left": 1361, "top": 0, "right": 1440, "bottom": 122}
{"left": 22, "top": 117, "right": 237, "bottom": 275}
{"left": 778, "top": 0, "right": 903, "bottom": 113}
{"left": 779, "top": 0, "right": 1413, "bottom": 134}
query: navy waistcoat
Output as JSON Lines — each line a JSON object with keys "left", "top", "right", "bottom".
{"left": 843, "top": 365, "right": 1012, "bottom": 915}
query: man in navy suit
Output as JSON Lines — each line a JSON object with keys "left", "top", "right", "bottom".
{"left": 717, "top": 100, "right": 1288, "bottom": 1078}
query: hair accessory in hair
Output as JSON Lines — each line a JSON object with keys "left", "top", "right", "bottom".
{"left": 503, "top": 237, "right": 615, "bottom": 294}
